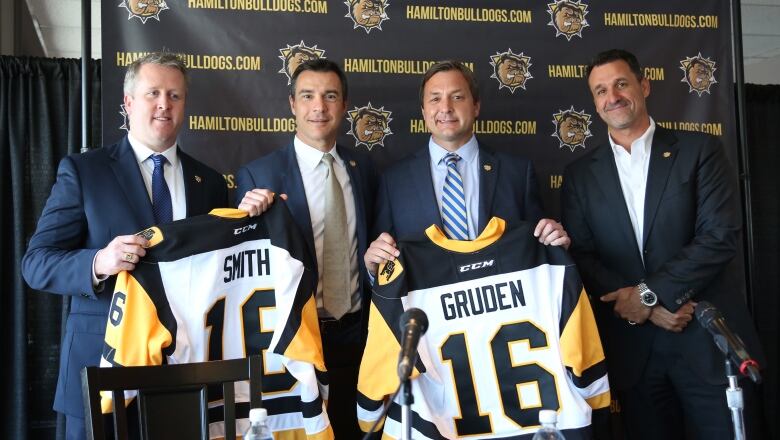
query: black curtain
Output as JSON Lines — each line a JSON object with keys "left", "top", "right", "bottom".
{"left": 0, "top": 56, "right": 101, "bottom": 439}
{"left": 745, "top": 84, "right": 780, "bottom": 440}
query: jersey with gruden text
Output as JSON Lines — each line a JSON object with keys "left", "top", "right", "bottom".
{"left": 357, "top": 218, "right": 610, "bottom": 439}
{"left": 100, "top": 204, "right": 332, "bottom": 439}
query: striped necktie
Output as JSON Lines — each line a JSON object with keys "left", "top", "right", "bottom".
{"left": 441, "top": 153, "right": 469, "bottom": 240}
{"left": 150, "top": 154, "right": 173, "bottom": 225}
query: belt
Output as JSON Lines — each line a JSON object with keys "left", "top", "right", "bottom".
{"left": 319, "top": 310, "right": 362, "bottom": 331}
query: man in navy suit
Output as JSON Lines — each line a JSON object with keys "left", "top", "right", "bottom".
{"left": 364, "top": 60, "right": 569, "bottom": 276}
{"left": 22, "top": 52, "right": 227, "bottom": 439}
{"left": 235, "top": 59, "right": 375, "bottom": 438}
{"left": 561, "top": 49, "right": 763, "bottom": 439}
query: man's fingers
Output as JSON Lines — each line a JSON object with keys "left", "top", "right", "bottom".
{"left": 601, "top": 291, "right": 618, "bottom": 302}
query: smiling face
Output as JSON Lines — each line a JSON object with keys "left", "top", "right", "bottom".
{"left": 588, "top": 59, "right": 650, "bottom": 138}
{"left": 421, "top": 70, "right": 480, "bottom": 151}
{"left": 289, "top": 70, "right": 346, "bottom": 151}
{"left": 124, "top": 63, "right": 186, "bottom": 152}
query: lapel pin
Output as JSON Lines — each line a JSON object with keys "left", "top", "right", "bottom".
{"left": 483, "top": 164, "right": 493, "bottom": 172}
{"left": 349, "top": 160, "right": 357, "bottom": 167}
{"left": 195, "top": 175, "right": 202, "bottom": 183}
{"left": 663, "top": 152, "right": 671, "bottom": 158}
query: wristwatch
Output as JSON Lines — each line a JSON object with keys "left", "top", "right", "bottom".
{"left": 636, "top": 282, "right": 658, "bottom": 307}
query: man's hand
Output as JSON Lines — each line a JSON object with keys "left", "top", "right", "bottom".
{"left": 648, "top": 301, "right": 696, "bottom": 332}
{"left": 601, "top": 286, "right": 652, "bottom": 324}
{"left": 534, "top": 218, "right": 570, "bottom": 249}
{"left": 238, "top": 189, "right": 287, "bottom": 217}
{"left": 94, "top": 235, "right": 149, "bottom": 277}
{"left": 364, "top": 233, "right": 400, "bottom": 276}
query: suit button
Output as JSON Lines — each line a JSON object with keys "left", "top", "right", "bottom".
{"left": 81, "top": 293, "right": 90, "bottom": 298}
{"left": 643, "top": 250, "right": 648, "bottom": 254}
{"left": 676, "top": 299, "right": 682, "bottom": 305}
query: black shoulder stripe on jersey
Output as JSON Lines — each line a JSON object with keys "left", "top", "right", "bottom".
{"left": 300, "top": 395, "right": 324, "bottom": 418}
{"left": 559, "top": 265, "right": 585, "bottom": 334}
{"left": 356, "top": 391, "right": 383, "bottom": 412}
{"left": 567, "top": 359, "right": 608, "bottom": 388}
{"left": 386, "top": 402, "right": 448, "bottom": 440}
{"left": 273, "top": 265, "right": 318, "bottom": 356}
{"left": 315, "top": 368, "right": 329, "bottom": 386}
{"left": 207, "top": 396, "right": 304, "bottom": 424}
{"left": 265, "top": 200, "right": 318, "bottom": 274}
{"left": 133, "top": 265, "right": 178, "bottom": 357}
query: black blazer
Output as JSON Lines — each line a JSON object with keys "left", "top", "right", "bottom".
{"left": 561, "top": 126, "right": 763, "bottom": 389}
{"left": 22, "top": 136, "right": 228, "bottom": 417}
{"left": 373, "top": 143, "right": 545, "bottom": 241}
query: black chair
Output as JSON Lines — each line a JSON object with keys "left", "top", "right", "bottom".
{"left": 81, "top": 356, "right": 262, "bottom": 440}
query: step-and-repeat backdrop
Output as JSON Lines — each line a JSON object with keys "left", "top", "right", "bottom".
{"left": 102, "top": 0, "right": 734, "bottom": 215}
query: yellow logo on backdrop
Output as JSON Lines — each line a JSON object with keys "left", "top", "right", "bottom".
{"left": 679, "top": 53, "right": 717, "bottom": 97}
{"left": 490, "top": 49, "right": 533, "bottom": 93}
{"left": 344, "top": 0, "right": 389, "bottom": 33}
{"left": 278, "top": 41, "right": 326, "bottom": 85}
{"left": 552, "top": 107, "right": 592, "bottom": 152}
{"left": 119, "top": 0, "right": 170, "bottom": 23}
{"left": 347, "top": 103, "right": 393, "bottom": 150}
{"left": 547, "top": 0, "right": 589, "bottom": 40}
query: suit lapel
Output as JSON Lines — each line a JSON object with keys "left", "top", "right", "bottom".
{"left": 642, "top": 128, "right": 679, "bottom": 246}
{"left": 408, "top": 149, "right": 442, "bottom": 230}
{"left": 282, "top": 144, "right": 317, "bottom": 260}
{"left": 109, "top": 137, "right": 155, "bottom": 228}
{"left": 179, "top": 148, "right": 209, "bottom": 216}
{"left": 337, "top": 145, "right": 367, "bottom": 255}
{"left": 477, "top": 146, "right": 497, "bottom": 233}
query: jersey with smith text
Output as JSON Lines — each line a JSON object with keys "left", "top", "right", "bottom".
{"left": 100, "top": 204, "right": 332, "bottom": 439}
{"left": 357, "top": 217, "right": 610, "bottom": 439}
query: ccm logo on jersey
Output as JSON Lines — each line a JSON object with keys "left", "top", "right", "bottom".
{"left": 459, "top": 260, "right": 494, "bottom": 272}
{"left": 234, "top": 224, "right": 258, "bottom": 235}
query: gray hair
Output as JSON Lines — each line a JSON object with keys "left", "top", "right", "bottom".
{"left": 123, "top": 52, "right": 188, "bottom": 95}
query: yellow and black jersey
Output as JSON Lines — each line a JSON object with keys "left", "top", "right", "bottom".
{"left": 357, "top": 217, "right": 609, "bottom": 440}
{"left": 100, "top": 203, "right": 333, "bottom": 440}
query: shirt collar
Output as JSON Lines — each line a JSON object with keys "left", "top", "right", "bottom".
{"left": 428, "top": 135, "right": 479, "bottom": 166}
{"left": 293, "top": 136, "right": 342, "bottom": 171}
{"left": 128, "top": 132, "right": 179, "bottom": 168}
{"left": 609, "top": 118, "right": 656, "bottom": 158}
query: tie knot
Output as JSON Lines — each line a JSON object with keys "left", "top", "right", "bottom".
{"left": 150, "top": 154, "right": 168, "bottom": 169}
{"left": 444, "top": 153, "right": 460, "bottom": 166}
{"left": 322, "top": 153, "right": 335, "bottom": 166}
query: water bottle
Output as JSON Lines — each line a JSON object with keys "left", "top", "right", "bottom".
{"left": 243, "top": 408, "right": 273, "bottom": 440}
{"left": 531, "top": 409, "right": 566, "bottom": 440}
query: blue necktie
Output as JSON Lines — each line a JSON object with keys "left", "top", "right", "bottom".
{"left": 442, "top": 153, "right": 469, "bottom": 240}
{"left": 150, "top": 154, "right": 173, "bottom": 225}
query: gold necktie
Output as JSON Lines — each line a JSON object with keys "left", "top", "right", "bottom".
{"left": 321, "top": 153, "right": 351, "bottom": 319}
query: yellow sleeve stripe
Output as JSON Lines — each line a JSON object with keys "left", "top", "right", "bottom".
{"left": 284, "top": 295, "right": 326, "bottom": 371}
{"left": 358, "top": 303, "right": 402, "bottom": 401}
{"left": 585, "top": 390, "right": 611, "bottom": 409}
{"left": 560, "top": 289, "right": 605, "bottom": 376}
{"left": 358, "top": 417, "right": 386, "bottom": 433}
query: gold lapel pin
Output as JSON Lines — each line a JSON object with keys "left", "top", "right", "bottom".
{"left": 663, "top": 152, "right": 671, "bottom": 158}
{"left": 483, "top": 164, "right": 493, "bottom": 172}
{"left": 349, "top": 160, "right": 357, "bottom": 167}
{"left": 195, "top": 175, "right": 202, "bottom": 183}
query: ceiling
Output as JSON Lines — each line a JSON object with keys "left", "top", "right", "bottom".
{"left": 21, "top": 0, "right": 780, "bottom": 84}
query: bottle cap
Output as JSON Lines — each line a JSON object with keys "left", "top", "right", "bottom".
{"left": 539, "top": 409, "right": 558, "bottom": 424}
{"left": 249, "top": 408, "right": 268, "bottom": 423}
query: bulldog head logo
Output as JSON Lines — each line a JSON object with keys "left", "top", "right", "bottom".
{"left": 119, "top": 0, "right": 169, "bottom": 23}
{"left": 347, "top": 103, "right": 393, "bottom": 150}
{"left": 345, "top": 0, "right": 389, "bottom": 33}
{"left": 547, "top": 0, "right": 589, "bottom": 41}
{"left": 680, "top": 54, "right": 717, "bottom": 96}
{"left": 278, "top": 41, "right": 326, "bottom": 85}
{"left": 490, "top": 49, "right": 533, "bottom": 93}
{"left": 552, "top": 107, "right": 592, "bottom": 152}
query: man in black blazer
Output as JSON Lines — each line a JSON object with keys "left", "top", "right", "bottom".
{"left": 364, "top": 60, "right": 569, "bottom": 276}
{"left": 235, "top": 59, "right": 375, "bottom": 438}
{"left": 22, "top": 52, "right": 227, "bottom": 439}
{"left": 562, "top": 49, "right": 763, "bottom": 439}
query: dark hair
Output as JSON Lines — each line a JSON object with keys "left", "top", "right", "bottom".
{"left": 419, "top": 60, "right": 479, "bottom": 105}
{"left": 124, "top": 51, "right": 188, "bottom": 95}
{"left": 585, "top": 49, "right": 643, "bottom": 82}
{"left": 289, "top": 58, "right": 348, "bottom": 100}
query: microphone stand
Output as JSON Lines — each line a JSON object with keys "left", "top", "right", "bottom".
{"left": 725, "top": 359, "right": 747, "bottom": 440}
{"left": 400, "top": 377, "right": 414, "bottom": 440}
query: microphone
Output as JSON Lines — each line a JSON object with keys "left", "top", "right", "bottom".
{"left": 397, "top": 308, "right": 429, "bottom": 381}
{"left": 694, "top": 301, "right": 761, "bottom": 384}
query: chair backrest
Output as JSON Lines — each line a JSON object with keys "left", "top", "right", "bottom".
{"left": 81, "top": 356, "right": 262, "bottom": 440}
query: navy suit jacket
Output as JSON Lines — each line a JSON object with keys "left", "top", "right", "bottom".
{"left": 235, "top": 143, "right": 377, "bottom": 328}
{"left": 373, "top": 143, "right": 545, "bottom": 241}
{"left": 561, "top": 127, "right": 763, "bottom": 389}
{"left": 22, "top": 136, "right": 228, "bottom": 417}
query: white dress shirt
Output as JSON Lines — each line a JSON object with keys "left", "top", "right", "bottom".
{"left": 609, "top": 118, "right": 656, "bottom": 260}
{"left": 429, "top": 135, "right": 481, "bottom": 239}
{"left": 294, "top": 136, "right": 361, "bottom": 317}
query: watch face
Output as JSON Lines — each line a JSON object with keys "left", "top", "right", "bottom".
{"left": 641, "top": 291, "right": 658, "bottom": 306}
